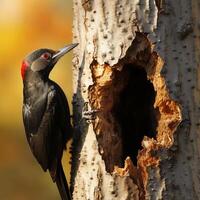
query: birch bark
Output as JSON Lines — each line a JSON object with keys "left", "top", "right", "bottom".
{"left": 71, "top": 1, "right": 200, "bottom": 199}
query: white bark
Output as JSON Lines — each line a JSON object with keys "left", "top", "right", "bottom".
{"left": 71, "top": 0, "right": 200, "bottom": 199}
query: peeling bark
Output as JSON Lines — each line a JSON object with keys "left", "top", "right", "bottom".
{"left": 71, "top": 0, "right": 200, "bottom": 199}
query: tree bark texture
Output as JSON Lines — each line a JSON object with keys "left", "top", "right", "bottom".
{"left": 71, "top": 0, "right": 200, "bottom": 199}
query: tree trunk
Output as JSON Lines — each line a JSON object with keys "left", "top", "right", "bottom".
{"left": 71, "top": 0, "right": 200, "bottom": 199}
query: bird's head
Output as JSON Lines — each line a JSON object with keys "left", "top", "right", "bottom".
{"left": 21, "top": 43, "right": 78, "bottom": 81}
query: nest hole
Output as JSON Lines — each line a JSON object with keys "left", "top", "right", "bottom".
{"left": 114, "top": 64, "right": 158, "bottom": 165}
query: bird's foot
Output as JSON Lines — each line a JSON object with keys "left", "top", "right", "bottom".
{"left": 82, "top": 102, "right": 99, "bottom": 123}
{"left": 83, "top": 109, "right": 99, "bottom": 123}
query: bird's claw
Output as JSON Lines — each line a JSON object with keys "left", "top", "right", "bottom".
{"left": 82, "top": 102, "right": 100, "bottom": 123}
{"left": 83, "top": 109, "right": 99, "bottom": 123}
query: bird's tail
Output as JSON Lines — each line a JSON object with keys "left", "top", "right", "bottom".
{"left": 55, "top": 163, "right": 71, "bottom": 200}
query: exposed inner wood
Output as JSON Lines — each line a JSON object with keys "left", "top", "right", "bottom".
{"left": 89, "top": 61, "right": 124, "bottom": 172}
{"left": 88, "top": 33, "right": 182, "bottom": 197}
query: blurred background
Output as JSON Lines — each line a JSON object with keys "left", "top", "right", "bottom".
{"left": 0, "top": 0, "right": 73, "bottom": 199}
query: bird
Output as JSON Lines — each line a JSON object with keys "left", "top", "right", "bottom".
{"left": 21, "top": 43, "right": 78, "bottom": 200}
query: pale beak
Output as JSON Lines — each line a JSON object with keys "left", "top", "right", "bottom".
{"left": 52, "top": 43, "right": 79, "bottom": 63}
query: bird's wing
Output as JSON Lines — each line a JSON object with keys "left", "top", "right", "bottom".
{"left": 22, "top": 91, "right": 47, "bottom": 138}
{"left": 23, "top": 89, "right": 62, "bottom": 173}
{"left": 53, "top": 82, "right": 72, "bottom": 143}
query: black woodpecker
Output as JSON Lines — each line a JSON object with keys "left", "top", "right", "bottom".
{"left": 21, "top": 43, "right": 78, "bottom": 200}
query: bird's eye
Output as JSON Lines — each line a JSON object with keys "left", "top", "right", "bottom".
{"left": 41, "top": 53, "right": 51, "bottom": 60}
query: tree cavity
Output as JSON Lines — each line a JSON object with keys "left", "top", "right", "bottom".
{"left": 113, "top": 64, "right": 158, "bottom": 165}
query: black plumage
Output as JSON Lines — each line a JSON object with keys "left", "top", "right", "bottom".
{"left": 21, "top": 44, "right": 78, "bottom": 200}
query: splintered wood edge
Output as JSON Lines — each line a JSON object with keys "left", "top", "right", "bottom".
{"left": 88, "top": 33, "right": 182, "bottom": 198}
